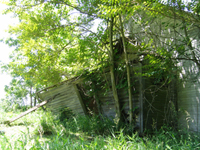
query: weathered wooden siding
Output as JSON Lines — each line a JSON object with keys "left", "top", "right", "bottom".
{"left": 99, "top": 90, "right": 116, "bottom": 118}
{"left": 38, "top": 83, "right": 87, "bottom": 115}
{"left": 178, "top": 60, "right": 200, "bottom": 132}
{"left": 125, "top": 9, "right": 200, "bottom": 132}
{"left": 36, "top": 62, "right": 175, "bottom": 132}
{"left": 98, "top": 88, "right": 140, "bottom": 123}
{"left": 96, "top": 63, "right": 142, "bottom": 127}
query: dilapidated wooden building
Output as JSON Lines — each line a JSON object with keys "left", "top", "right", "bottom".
{"left": 37, "top": 80, "right": 87, "bottom": 115}
{"left": 35, "top": 8, "right": 200, "bottom": 133}
{"left": 36, "top": 60, "right": 176, "bottom": 133}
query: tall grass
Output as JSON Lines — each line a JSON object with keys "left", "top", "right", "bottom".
{"left": 0, "top": 109, "right": 200, "bottom": 150}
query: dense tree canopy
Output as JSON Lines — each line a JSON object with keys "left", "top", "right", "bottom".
{"left": 1, "top": 0, "right": 200, "bottom": 118}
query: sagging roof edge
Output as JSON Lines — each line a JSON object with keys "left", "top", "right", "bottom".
{"left": 36, "top": 74, "right": 85, "bottom": 97}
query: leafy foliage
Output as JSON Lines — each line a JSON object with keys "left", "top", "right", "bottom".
{"left": 1, "top": 0, "right": 200, "bottom": 131}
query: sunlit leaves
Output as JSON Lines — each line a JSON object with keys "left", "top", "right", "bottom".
{"left": 3, "top": 0, "right": 199, "bottom": 108}
{"left": 3, "top": 0, "right": 109, "bottom": 90}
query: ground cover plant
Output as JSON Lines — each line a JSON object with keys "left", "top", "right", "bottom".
{"left": 0, "top": 108, "right": 200, "bottom": 150}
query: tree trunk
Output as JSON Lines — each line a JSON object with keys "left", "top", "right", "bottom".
{"left": 30, "top": 86, "right": 32, "bottom": 108}
{"left": 34, "top": 96, "right": 36, "bottom": 106}
{"left": 139, "top": 63, "right": 143, "bottom": 133}
{"left": 109, "top": 16, "right": 121, "bottom": 123}
{"left": 119, "top": 14, "right": 133, "bottom": 124}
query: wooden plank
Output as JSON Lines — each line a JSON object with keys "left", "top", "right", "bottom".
{"left": 73, "top": 84, "right": 87, "bottom": 115}
{"left": 178, "top": 78, "right": 200, "bottom": 132}
{"left": 39, "top": 84, "right": 74, "bottom": 100}
{"left": 36, "top": 76, "right": 84, "bottom": 95}
{"left": 198, "top": 101, "right": 199, "bottom": 133}
{"left": 8, "top": 93, "right": 60, "bottom": 124}
{"left": 9, "top": 100, "right": 48, "bottom": 123}
{"left": 139, "top": 63, "right": 143, "bottom": 133}
{"left": 48, "top": 95, "right": 77, "bottom": 105}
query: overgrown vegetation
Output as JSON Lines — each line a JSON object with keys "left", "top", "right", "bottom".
{"left": 1, "top": 0, "right": 200, "bottom": 148}
{"left": 2, "top": 0, "right": 200, "bottom": 118}
{"left": 0, "top": 109, "right": 200, "bottom": 150}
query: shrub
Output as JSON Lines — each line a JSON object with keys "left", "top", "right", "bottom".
{"left": 32, "top": 110, "right": 64, "bottom": 136}
{"left": 63, "top": 115, "right": 116, "bottom": 136}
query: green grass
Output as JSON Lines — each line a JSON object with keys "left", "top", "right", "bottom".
{"left": 0, "top": 109, "right": 200, "bottom": 150}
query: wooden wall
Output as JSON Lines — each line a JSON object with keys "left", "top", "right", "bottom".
{"left": 37, "top": 62, "right": 175, "bottom": 132}
{"left": 178, "top": 60, "right": 200, "bottom": 133}
{"left": 125, "top": 7, "right": 200, "bottom": 133}
{"left": 98, "top": 88, "right": 140, "bottom": 119}
{"left": 94, "top": 63, "right": 142, "bottom": 129}
{"left": 38, "top": 82, "right": 87, "bottom": 115}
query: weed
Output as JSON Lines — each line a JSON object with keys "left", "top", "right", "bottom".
{"left": 0, "top": 109, "right": 200, "bottom": 150}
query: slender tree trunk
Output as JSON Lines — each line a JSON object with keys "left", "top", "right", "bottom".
{"left": 109, "top": 16, "right": 121, "bottom": 123}
{"left": 139, "top": 63, "right": 143, "bottom": 133}
{"left": 34, "top": 96, "right": 36, "bottom": 106}
{"left": 119, "top": 14, "right": 133, "bottom": 124}
{"left": 30, "top": 86, "right": 32, "bottom": 108}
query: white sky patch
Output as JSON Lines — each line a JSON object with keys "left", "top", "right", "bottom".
{"left": 0, "top": 3, "right": 18, "bottom": 100}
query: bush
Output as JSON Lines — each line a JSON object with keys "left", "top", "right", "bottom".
{"left": 32, "top": 110, "right": 65, "bottom": 136}
{"left": 1, "top": 109, "right": 200, "bottom": 150}
{"left": 59, "top": 107, "right": 75, "bottom": 122}
{"left": 63, "top": 115, "right": 115, "bottom": 136}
